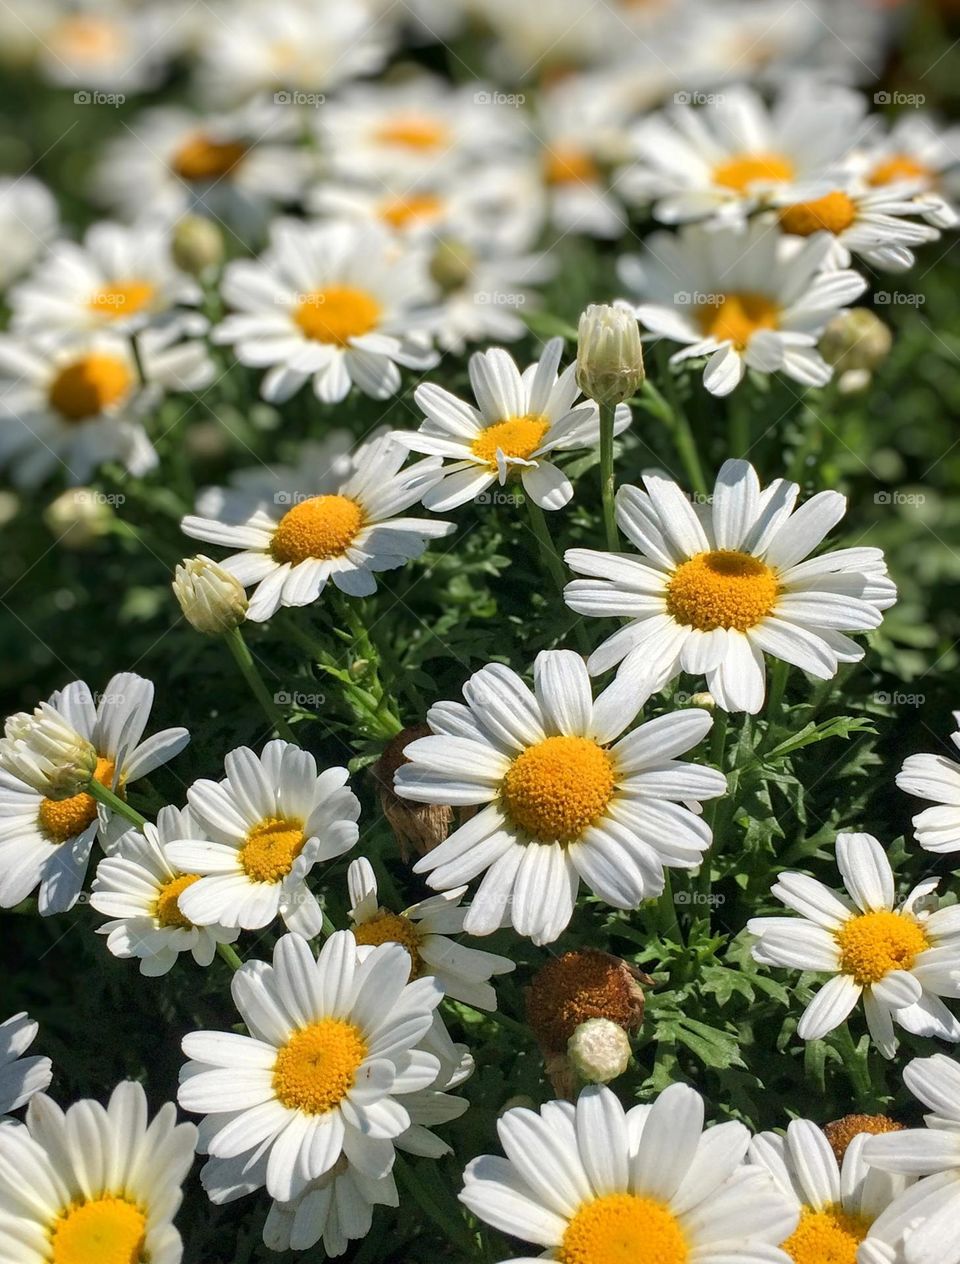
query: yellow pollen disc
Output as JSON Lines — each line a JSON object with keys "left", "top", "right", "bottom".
{"left": 240, "top": 816, "right": 307, "bottom": 883}
{"left": 696, "top": 292, "right": 780, "bottom": 349}
{"left": 270, "top": 494, "right": 364, "bottom": 565}
{"left": 354, "top": 911, "right": 423, "bottom": 977}
{"left": 869, "top": 154, "right": 930, "bottom": 187}
{"left": 713, "top": 151, "right": 795, "bottom": 192}
{"left": 835, "top": 910, "right": 929, "bottom": 987}
{"left": 88, "top": 280, "right": 157, "bottom": 321}
{"left": 379, "top": 193, "right": 445, "bottom": 228}
{"left": 502, "top": 736, "right": 615, "bottom": 844}
{"left": 779, "top": 191, "right": 858, "bottom": 237}
{"left": 293, "top": 286, "right": 382, "bottom": 345}
{"left": 171, "top": 134, "right": 248, "bottom": 182}
{"left": 154, "top": 873, "right": 201, "bottom": 928}
{"left": 544, "top": 145, "right": 600, "bottom": 185}
{"left": 38, "top": 757, "right": 118, "bottom": 845}
{"left": 53, "top": 16, "right": 125, "bottom": 59}
{"left": 273, "top": 1018, "right": 368, "bottom": 1114}
{"left": 50, "top": 1195, "right": 146, "bottom": 1264}
{"left": 666, "top": 550, "right": 779, "bottom": 632}
{"left": 48, "top": 354, "right": 134, "bottom": 422}
{"left": 781, "top": 1204, "right": 872, "bottom": 1264}
{"left": 559, "top": 1193, "right": 689, "bottom": 1264}
{"left": 374, "top": 116, "right": 449, "bottom": 151}
{"left": 470, "top": 414, "right": 550, "bottom": 470}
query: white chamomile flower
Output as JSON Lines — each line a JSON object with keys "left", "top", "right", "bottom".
{"left": 181, "top": 433, "right": 453, "bottom": 620}
{"left": 0, "top": 1081, "right": 196, "bottom": 1264}
{"left": 863, "top": 1053, "right": 960, "bottom": 1264}
{"left": 748, "top": 832, "right": 960, "bottom": 1059}
{"left": 178, "top": 931, "right": 444, "bottom": 1203}
{"left": 0, "top": 177, "right": 58, "bottom": 289}
{"left": 347, "top": 856, "right": 515, "bottom": 1010}
{"left": 897, "top": 713, "right": 960, "bottom": 855}
{"left": 38, "top": 5, "right": 173, "bottom": 93}
{"left": 564, "top": 459, "right": 896, "bottom": 713}
{"left": 461, "top": 1081, "right": 799, "bottom": 1263}
{"left": 213, "top": 219, "right": 439, "bottom": 405}
{"left": 749, "top": 1118, "right": 912, "bottom": 1264}
{"left": 164, "top": 740, "right": 359, "bottom": 938}
{"left": 398, "top": 338, "right": 630, "bottom": 513}
{"left": 0, "top": 673, "right": 189, "bottom": 914}
{"left": 0, "top": 1013, "right": 52, "bottom": 1121}
{"left": 396, "top": 649, "right": 726, "bottom": 946}
{"left": 623, "top": 81, "right": 869, "bottom": 226}
{"left": 91, "top": 805, "right": 240, "bottom": 977}
{"left": 620, "top": 219, "right": 868, "bottom": 395}
{"left": 856, "top": 113, "right": 960, "bottom": 229}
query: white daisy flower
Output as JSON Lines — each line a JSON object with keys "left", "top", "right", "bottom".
{"left": 91, "top": 805, "right": 240, "bottom": 977}
{"left": 0, "top": 177, "right": 58, "bottom": 290}
{"left": 37, "top": 5, "right": 174, "bottom": 93}
{"left": 897, "top": 713, "right": 960, "bottom": 855}
{"left": 855, "top": 113, "right": 960, "bottom": 229}
{"left": 429, "top": 246, "right": 555, "bottom": 356}
{"left": 213, "top": 218, "right": 439, "bottom": 405}
{"left": 0, "top": 1013, "right": 52, "bottom": 1121}
{"left": 0, "top": 673, "right": 189, "bottom": 914}
{"left": 748, "top": 831, "right": 960, "bottom": 1059}
{"left": 165, "top": 740, "right": 359, "bottom": 937}
{"left": 564, "top": 459, "right": 896, "bottom": 713}
{"left": 178, "top": 930, "right": 444, "bottom": 1203}
{"left": 395, "top": 649, "right": 726, "bottom": 946}
{"left": 620, "top": 219, "right": 868, "bottom": 395}
{"left": 0, "top": 1081, "right": 196, "bottom": 1263}
{"left": 623, "top": 81, "right": 869, "bottom": 226}
{"left": 347, "top": 855, "right": 515, "bottom": 1010}
{"left": 749, "top": 1117, "right": 912, "bottom": 1264}
{"left": 863, "top": 1053, "right": 960, "bottom": 1264}
{"left": 461, "top": 1081, "right": 799, "bottom": 1263}
{"left": 181, "top": 432, "right": 453, "bottom": 620}
{"left": 397, "top": 338, "right": 630, "bottom": 513}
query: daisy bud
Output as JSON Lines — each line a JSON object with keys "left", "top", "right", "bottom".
{"left": 372, "top": 724, "right": 453, "bottom": 860}
{"left": 429, "top": 238, "right": 475, "bottom": 292}
{"left": 43, "top": 487, "right": 115, "bottom": 550}
{"left": 173, "top": 555, "right": 248, "bottom": 635}
{"left": 526, "top": 949, "right": 649, "bottom": 1058}
{"left": 568, "top": 1017, "right": 632, "bottom": 1084}
{"left": 576, "top": 303, "right": 645, "bottom": 407}
{"left": 823, "top": 1114, "right": 904, "bottom": 1164}
{"left": 0, "top": 704, "right": 97, "bottom": 799}
{"left": 687, "top": 691, "right": 716, "bottom": 710}
{"left": 171, "top": 215, "right": 223, "bottom": 276}
{"left": 819, "top": 308, "right": 892, "bottom": 375}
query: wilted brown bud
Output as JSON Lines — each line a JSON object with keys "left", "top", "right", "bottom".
{"left": 373, "top": 724, "right": 453, "bottom": 861}
{"left": 823, "top": 1114, "right": 904, "bottom": 1164}
{"left": 526, "top": 949, "right": 649, "bottom": 1059}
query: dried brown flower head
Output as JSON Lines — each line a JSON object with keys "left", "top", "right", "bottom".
{"left": 372, "top": 724, "right": 453, "bottom": 860}
{"left": 526, "top": 949, "right": 649, "bottom": 1057}
{"left": 822, "top": 1114, "right": 904, "bottom": 1164}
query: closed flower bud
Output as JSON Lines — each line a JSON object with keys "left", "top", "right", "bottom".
{"left": 429, "top": 238, "right": 475, "bottom": 292}
{"left": 0, "top": 704, "right": 97, "bottom": 799}
{"left": 172, "top": 215, "right": 223, "bottom": 276}
{"left": 568, "top": 1017, "right": 631, "bottom": 1084}
{"left": 687, "top": 691, "right": 716, "bottom": 710}
{"left": 173, "top": 555, "right": 248, "bottom": 635}
{"left": 576, "top": 303, "right": 645, "bottom": 406}
{"left": 819, "top": 308, "right": 892, "bottom": 374}
{"left": 526, "top": 948, "right": 649, "bottom": 1058}
{"left": 43, "top": 488, "right": 115, "bottom": 550}
{"left": 373, "top": 724, "right": 453, "bottom": 860}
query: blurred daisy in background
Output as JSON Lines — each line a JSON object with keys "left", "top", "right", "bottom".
{"left": 0, "top": 1013, "right": 52, "bottom": 1121}
{"left": 36, "top": 3, "right": 174, "bottom": 94}
{"left": 182, "top": 433, "right": 452, "bottom": 618}
{"left": 897, "top": 713, "right": 960, "bottom": 855}
{"left": 166, "top": 740, "right": 359, "bottom": 936}
{"left": 620, "top": 220, "right": 868, "bottom": 395}
{"left": 0, "top": 177, "right": 58, "bottom": 290}
{"left": 856, "top": 112, "right": 960, "bottom": 228}
{"left": 565, "top": 460, "right": 895, "bottom": 712}
{"left": 397, "top": 650, "right": 725, "bottom": 945}
{"left": 749, "top": 831, "right": 960, "bottom": 1058}
{"left": 91, "top": 805, "right": 240, "bottom": 976}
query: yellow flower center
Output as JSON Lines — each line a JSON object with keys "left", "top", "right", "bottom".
{"left": 696, "top": 292, "right": 780, "bottom": 349}
{"left": 154, "top": 873, "right": 201, "bottom": 928}
{"left": 666, "top": 550, "right": 779, "bottom": 632}
{"left": 559, "top": 1193, "right": 689, "bottom": 1264}
{"left": 273, "top": 1018, "right": 368, "bottom": 1114}
{"left": 782, "top": 1204, "right": 872, "bottom": 1264}
{"left": 88, "top": 280, "right": 157, "bottom": 321}
{"left": 869, "top": 154, "right": 930, "bottom": 187}
{"left": 50, "top": 1195, "right": 147, "bottom": 1264}
{"left": 48, "top": 354, "right": 134, "bottom": 422}
{"left": 270, "top": 494, "right": 365, "bottom": 565}
{"left": 38, "top": 757, "right": 118, "bottom": 845}
{"left": 240, "top": 815, "right": 307, "bottom": 883}
{"left": 544, "top": 145, "right": 600, "bottom": 185}
{"left": 374, "top": 116, "right": 449, "bottom": 151}
{"left": 354, "top": 911, "right": 423, "bottom": 977}
{"left": 713, "top": 152, "right": 795, "bottom": 193}
{"left": 293, "top": 286, "right": 382, "bottom": 345}
{"left": 379, "top": 193, "right": 445, "bottom": 228}
{"left": 502, "top": 735, "right": 615, "bottom": 844}
{"left": 470, "top": 414, "right": 550, "bottom": 470}
{"left": 835, "top": 910, "right": 929, "bottom": 987}
{"left": 171, "top": 133, "right": 248, "bottom": 182}
{"left": 779, "top": 191, "right": 858, "bottom": 237}
{"left": 52, "top": 16, "right": 125, "bottom": 60}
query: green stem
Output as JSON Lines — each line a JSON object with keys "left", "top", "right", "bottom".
{"left": 525, "top": 497, "right": 590, "bottom": 654}
{"left": 656, "top": 375, "right": 709, "bottom": 498}
{"left": 321, "top": 911, "right": 337, "bottom": 936}
{"left": 599, "top": 401, "right": 619, "bottom": 552}
{"left": 833, "top": 1022, "right": 874, "bottom": 1108}
{"left": 87, "top": 779, "right": 147, "bottom": 829}
{"left": 394, "top": 1156, "right": 476, "bottom": 1257}
{"left": 224, "top": 626, "right": 298, "bottom": 744}
{"left": 696, "top": 710, "right": 730, "bottom": 905}
{"left": 130, "top": 333, "right": 149, "bottom": 385}
{"left": 728, "top": 393, "right": 750, "bottom": 459}
{"left": 217, "top": 942, "right": 244, "bottom": 972}
{"left": 761, "top": 660, "right": 789, "bottom": 753}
